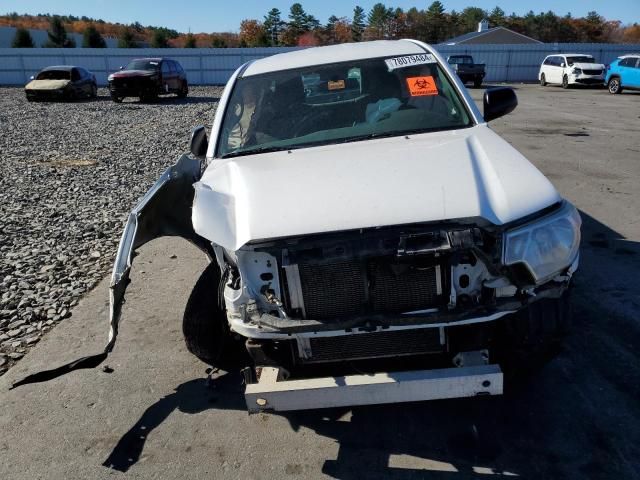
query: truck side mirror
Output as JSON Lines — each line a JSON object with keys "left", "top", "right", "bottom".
{"left": 560, "top": 62, "right": 566, "bottom": 68}
{"left": 190, "top": 125, "right": 208, "bottom": 158}
{"left": 483, "top": 87, "right": 517, "bottom": 122}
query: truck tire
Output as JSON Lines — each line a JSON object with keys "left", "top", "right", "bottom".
{"left": 499, "top": 291, "right": 572, "bottom": 375}
{"left": 562, "top": 75, "right": 569, "bottom": 89}
{"left": 182, "top": 262, "right": 244, "bottom": 370}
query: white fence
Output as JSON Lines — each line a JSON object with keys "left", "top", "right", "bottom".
{"left": 0, "top": 47, "right": 298, "bottom": 86}
{"left": 436, "top": 43, "right": 639, "bottom": 82}
{"left": 1, "top": 44, "right": 638, "bottom": 86}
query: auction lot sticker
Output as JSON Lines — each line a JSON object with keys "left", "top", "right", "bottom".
{"left": 385, "top": 54, "right": 437, "bottom": 70}
{"left": 406, "top": 76, "right": 438, "bottom": 96}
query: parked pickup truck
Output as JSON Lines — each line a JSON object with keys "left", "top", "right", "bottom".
{"left": 448, "top": 55, "right": 486, "bottom": 87}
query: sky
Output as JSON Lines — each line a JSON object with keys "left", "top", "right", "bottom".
{"left": 3, "top": 0, "right": 640, "bottom": 33}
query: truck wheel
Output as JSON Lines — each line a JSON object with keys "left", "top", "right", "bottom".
{"left": 608, "top": 77, "right": 622, "bottom": 94}
{"left": 499, "top": 291, "right": 572, "bottom": 375}
{"left": 562, "top": 75, "right": 569, "bottom": 89}
{"left": 110, "top": 94, "right": 124, "bottom": 103}
{"left": 183, "top": 262, "right": 244, "bottom": 370}
{"left": 540, "top": 73, "right": 546, "bottom": 86}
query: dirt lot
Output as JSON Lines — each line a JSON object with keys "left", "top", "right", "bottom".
{"left": 0, "top": 84, "right": 639, "bottom": 479}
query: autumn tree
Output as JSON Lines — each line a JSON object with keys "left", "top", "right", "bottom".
{"left": 82, "top": 25, "right": 106, "bottom": 47}
{"left": 351, "top": 6, "right": 366, "bottom": 41}
{"left": 622, "top": 24, "right": 640, "bottom": 43}
{"left": 239, "top": 19, "right": 269, "bottom": 47}
{"left": 44, "top": 16, "right": 75, "bottom": 47}
{"left": 12, "top": 27, "right": 35, "bottom": 47}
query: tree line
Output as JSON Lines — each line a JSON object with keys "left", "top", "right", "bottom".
{"left": 4, "top": 4, "right": 640, "bottom": 49}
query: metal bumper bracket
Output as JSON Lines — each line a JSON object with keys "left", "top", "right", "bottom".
{"left": 245, "top": 364, "right": 503, "bottom": 413}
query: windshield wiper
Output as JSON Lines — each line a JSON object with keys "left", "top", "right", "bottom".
{"left": 340, "top": 128, "right": 445, "bottom": 145}
{"left": 221, "top": 145, "right": 293, "bottom": 159}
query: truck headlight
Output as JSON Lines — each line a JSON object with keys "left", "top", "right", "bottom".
{"left": 107, "top": 74, "right": 114, "bottom": 82}
{"left": 503, "top": 202, "right": 581, "bottom": 284}
{"left": 573, "top": 68, "right": 582, "bottom": 75}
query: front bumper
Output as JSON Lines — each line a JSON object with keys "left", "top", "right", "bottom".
{"left": 109, "top": 78, "right": 158, "bottom": 96}
{"left": 570, "top": 74, "right": 604, "bottom": 85}
{"left": 25, "top": 88, "right": 67, "bottom": 100}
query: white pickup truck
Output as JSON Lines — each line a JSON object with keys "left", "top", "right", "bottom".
{"left": 105, "top": 40, "right": 580, "bottom": 412}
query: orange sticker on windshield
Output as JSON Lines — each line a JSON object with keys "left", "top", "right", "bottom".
{"left": 328, "top": 80, "right": 345, "bottom": 90}
{"left": 406, "top": 76, "right": 438, "bottom": 96}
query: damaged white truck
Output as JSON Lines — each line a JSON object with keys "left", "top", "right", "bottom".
{"left": 109, "top": 40, "right": 581, "bottom": 412}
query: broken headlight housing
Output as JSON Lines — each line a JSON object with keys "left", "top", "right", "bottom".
{"left": 503, "top": 201, "right": 581, "bottom": 284}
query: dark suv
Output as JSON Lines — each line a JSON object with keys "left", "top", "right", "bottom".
{"left": 108, "top": 58, "right": 188, "bottom": 102}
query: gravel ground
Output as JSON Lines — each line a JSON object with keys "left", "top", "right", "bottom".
{"left": 0, "top": 86, "right": 223, "bottom": 374}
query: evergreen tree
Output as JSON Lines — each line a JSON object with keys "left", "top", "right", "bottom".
{"left": 44, "top": 16, "right": 75, "bottom": 47}
{"left": 459, "top": 7, "right": 487, "bottom": 33}
{"left": 488, "top": 6, "right": 506, "bottom": 27}
{"left": 151, "top": 29, "right": 170, "bottom": 48}
{"left": 367, "top": 3, "right": 393, "bottom": 39}
{"left": 82, "top": 25, "right": 106, "bottom": 48}
{"left": 351, "top": 6, "right": 366, "bottom": 41}
{"left": 425, "top": 1, "right": 446, "bottom": 44}
{"left": 211, "top": 36, "right": 227, "bottom": 48}
{"left": 263, "top": 8, "right": 284, "bottom": 45}
{"left": 184, "top": 33, "right": 197, "bottom": 48}
{"left": 117, "top": 27, "right": 138, "bottom": 48}
{"left": 12, "top": 27, "right": 35, "bottom": 47}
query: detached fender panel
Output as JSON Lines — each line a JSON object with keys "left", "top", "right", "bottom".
{"left": 108, "top": 154, "right": 210, "bottom": 351}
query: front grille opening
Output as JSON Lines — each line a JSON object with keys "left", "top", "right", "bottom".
{"left": 294, "top": 256, "right": 446, "bottom": 320}
{"left": 304, "top": 328, "right": 443, "bottom": 363}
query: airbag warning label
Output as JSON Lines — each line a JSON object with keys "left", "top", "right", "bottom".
{"left": 406, "top": 76, "right": 438, "bottom": 96}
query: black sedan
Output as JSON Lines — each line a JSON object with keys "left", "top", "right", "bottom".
{"left": 108, "top": 58, "right": 188, "bottom": 103}
{"left": 25, "top": 66, "right": 97, "bottom": 101}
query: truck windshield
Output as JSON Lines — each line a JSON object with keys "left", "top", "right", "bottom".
{"left": 125, "top": 60, "right": 160, "bottom": 71}
{"left": 566, "top": 56, "right": 596, "bottom": 66}
{"left": 448, "top": 56, "right": 473, "bottom": 65}
{"left": 217, "top": 56, "right": 472, "bottom": 158}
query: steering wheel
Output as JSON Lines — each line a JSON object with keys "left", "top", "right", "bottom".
{"left": 291, "top": 110, "right": 331, "bottom": 138}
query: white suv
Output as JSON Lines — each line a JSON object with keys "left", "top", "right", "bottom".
{"left": 539, "top": 54, "right": 605, "bottom": 88}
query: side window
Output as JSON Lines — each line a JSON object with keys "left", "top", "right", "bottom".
{"left": 635, "top": 58, "right": 640, "bottom": 69}
{"left": 71, "top": 68, "right": 81, "bottom": 81}
{"left": 543, "top": 57, "right": 551, "bottom": 66}
{"left": 161, "top": 62, "right": 171, "bottom": 74}
{"left": 169, "top": 61, "right": 177, "bottom": 73}
{"left": 175, "top": 62, "right": 184, "bottom": 73}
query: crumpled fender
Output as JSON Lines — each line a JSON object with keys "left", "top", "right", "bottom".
{"left": 11, "top": 154, "right": 210, "bottom": 388}
{"left": 108, "top": 154, "right": 211, "bottom": 351}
